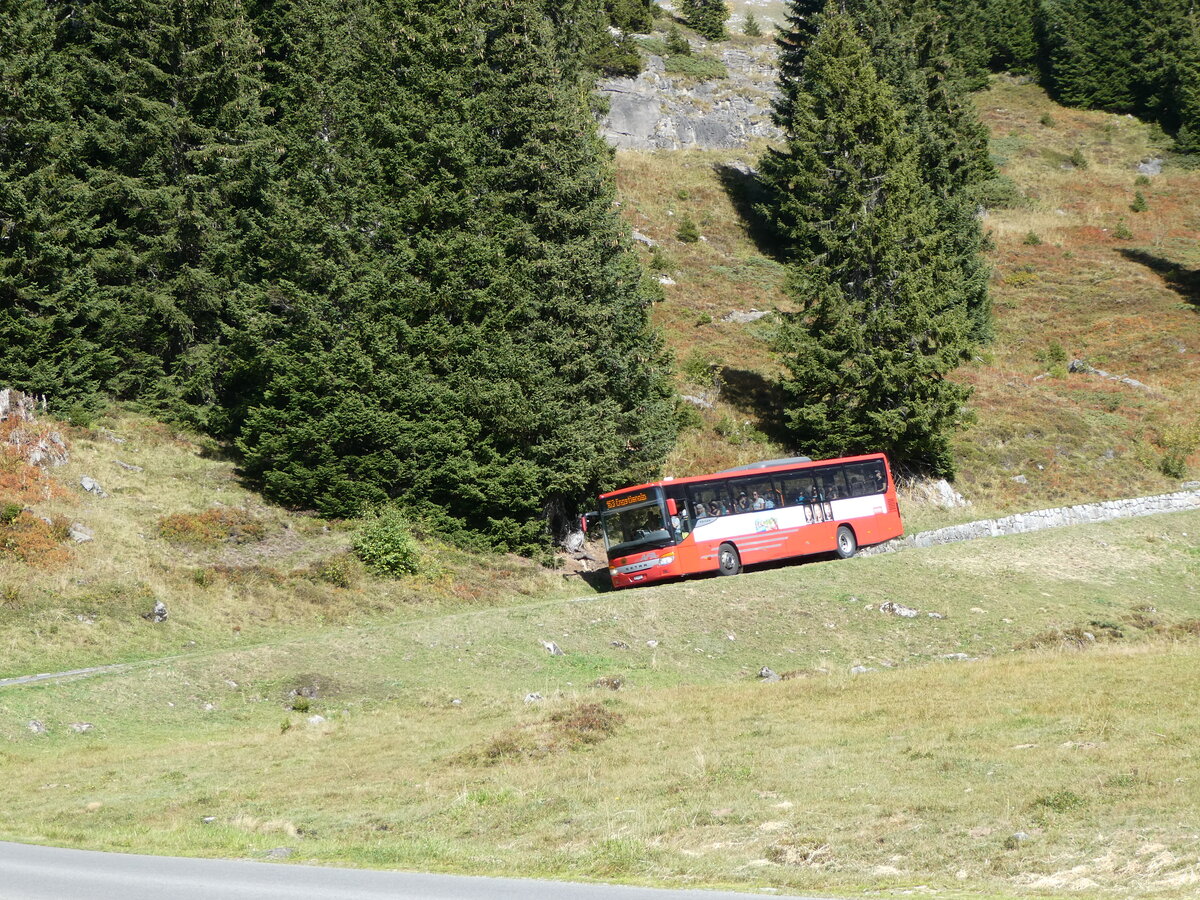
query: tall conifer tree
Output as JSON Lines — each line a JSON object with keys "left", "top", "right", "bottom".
{"left": 1042, "top": 0, "right": 1140, "bottom": 112}
{"left": 681, "top": 0, "right": 729, "bottom": 40}
{"left": 759, "top": 9, "right": 971, "bottom": 475}
{"left": 0, "top": 0, "right": 273, "bottom": 423}
{"left": 235, "top": 0, "right": 675, "bottom": 545}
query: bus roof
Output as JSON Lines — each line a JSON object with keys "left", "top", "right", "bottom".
{"left": 598, "top": 452, "right": 891, "bottom": 501}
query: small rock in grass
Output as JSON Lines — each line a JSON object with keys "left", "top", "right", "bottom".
{"left": 145, "top": 600, "right": 168, "bottom": 623}
{"left": 927, "top": 612, "right": 945, "bottom": 619}
{"left": 850, "top": 665, "right": 873, "bottom": 674}
{"left": 201, "top": 816, "right": 216, "bottom": 824}
{"left": 27, "top": 720, "right": 47, "bottom": 734}
{"left": 306, "top": 715, "right": 326, "bottom": 726}
{"left": 69, "top": 722, "right": 93, "bottom": 733}
{"left": 540, "top": 640, "right": 564, "bottom": 656}
{"left": 645, "top": 639, "right": 659, "bottom": 649}
{"left": 113, "top": 460, "right": 144, "bottom": 472}
{"left": 758, "top": 666, "right": 780, "bottom": 682}
{"left": 610, "top": 640, "right": 630, "bottom": 649}
{"left": 68, "top": 522, "right": 94, "bottom": 543}
{"left": 523, "top": 692, "right": 543, "bottom": 704}
{"left": 79, "top": 476, "right": 108, "bottom": 497}
{"left": 879, "top": 600, "right": 919, "bottom": 618}
{"left": 266, "top": 847, "right": 293, "bottom": 860}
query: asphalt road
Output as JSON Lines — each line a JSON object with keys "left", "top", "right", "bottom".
{"left": 0, "top": 842, "right": 830, "bottom": 900}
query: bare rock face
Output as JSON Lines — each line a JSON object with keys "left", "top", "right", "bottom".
{"left": 597, "top": 47, "right": 782, "bottom": 150}
{"left": 1, "top": 388, "right": 69, "bottom": 468}
{"left": 0, "top": 388, "right": 43, "bottom": 423}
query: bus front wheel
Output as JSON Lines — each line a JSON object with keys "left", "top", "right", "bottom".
{"left": 836, "top": 525, "right": 858, "bottom": 559}
{"left": 717, "top": 543, "right": 741, "bottom": 576}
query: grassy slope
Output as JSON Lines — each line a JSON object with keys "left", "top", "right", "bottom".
{"left": 616, "top": 77, "right": 1200, "bottom": 521}
{"left": 3, "top": 506, "right": 1200, "bottom": 897}
{"left": 0, "top": 413, "right": 572, "bottom": 679}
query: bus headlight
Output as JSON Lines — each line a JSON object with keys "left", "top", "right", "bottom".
{"left": 609, "top": 567, "right": 618, "bottom": 577}
{"left": 658, "top": 556, "right": 675, "bottom": 566}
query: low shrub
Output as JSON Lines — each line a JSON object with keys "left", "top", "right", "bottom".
{"left": 675, "top": 216, "right": 701, "bottom": 243}
{"left": 0, "top": 511, "right": 70, "bottom": 568}
{"left": 663, "top": 53, "right": 727, "bottom": 81}
{"left": 353, "top": 507, "right": 422, "bottom": 577}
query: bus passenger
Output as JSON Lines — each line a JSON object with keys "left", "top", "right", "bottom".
{"left": 694, "top": 502, "right": 708, "bottom": 519}
{"left": 751, "top": 491, "right": 765, "bottom": 511}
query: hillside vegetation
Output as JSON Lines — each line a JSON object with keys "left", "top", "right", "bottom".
{"left": 0, "top": 411, "right": 569, "bottom": 680}
{"left": 620, "top": 78, "right": 1200, "bottom": 516}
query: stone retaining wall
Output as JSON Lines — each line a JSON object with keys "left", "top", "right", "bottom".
{"left": 862, "top": 489, "right": 1200, "bottom": 555}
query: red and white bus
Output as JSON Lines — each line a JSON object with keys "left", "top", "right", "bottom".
{"left": 592, "top": 454, "right": 902, "bottom": 589}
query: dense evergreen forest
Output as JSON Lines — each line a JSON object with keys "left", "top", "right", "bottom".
{"left": 1, "top": 0, "right": 1193, "bottom": 548}
{"left": 943, "top": 0, "right": 1200, "bottom": 150}
{"left": 0, "top": 0, "right": 674, "bottom": 550}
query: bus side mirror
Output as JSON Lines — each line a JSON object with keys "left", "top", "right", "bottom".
{"left": 666, "top": 499, "right": 678, "bottom": 516}
{"left": 580, "top": 515, "right": 588, "bottom": 533}
{"left": 581, "top": 512, "right": 599, "bottom": 532}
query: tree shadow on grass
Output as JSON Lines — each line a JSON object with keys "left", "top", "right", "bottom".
{"left": 720, "top": 367, "right": 792, "bottom": 446}
{"left": 712, "top": 162, "right": 788, "bottom": 262}
{"left": 1117, "top": 248, "right": 1200, "bottom": 310}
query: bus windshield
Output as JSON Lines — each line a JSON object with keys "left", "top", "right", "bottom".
{"left": 602, "top": 501, "right": 674, "bottom": 559}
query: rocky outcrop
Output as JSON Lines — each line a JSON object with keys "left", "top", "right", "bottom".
{"left": 0, "top": 388, "right": 69, "bottom": 468}
{"left": 598, "top": 47, "right": 781, "bottom": 150}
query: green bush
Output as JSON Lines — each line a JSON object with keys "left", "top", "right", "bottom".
{"left": 1039, "top": 112, "right": 1056, "bottom": 127}
{"left": 665, "top": 25, "right": 691, "bottom": 56}
{"left": 663, "top": 53, "right": 727, "bottom": 80}
{"left": 675, "top": 216, "right": 701, "bottom": 243}
{"left": 353, "top": 508, "right": 423, "bottom": 577}
{"left": 742, "top": 12, "right": 761, "bottom": 37}
{"left": 0, "top": 503, "right": 22, "bottom": 526}
{"left": 1114, "top": 218, "right": 1133, "bottom": 240}
{"left": 1070, "top": 147, "right": 1088, "bottom": 169}
{"left": 1023, "top": 231, "right": 1041, "bottom": 246}
{"left": 680, "top": 348, "right": 722, "bottom": 387}
{"left": 965, "top": 175, "right": 1023, "bottom": 209}
{"left": 1130, "top": 191, "right": 1148, "bottom": 212}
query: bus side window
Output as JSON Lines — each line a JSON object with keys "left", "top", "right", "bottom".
{"left": 777, "top": 475, "right": 806, "bottom": 506}
{"left": 689, "top": 482, "right": 732, "bottom": 518}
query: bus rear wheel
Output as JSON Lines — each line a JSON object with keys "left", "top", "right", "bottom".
{"left": 836, "top": 525, "right": 857, "bottom": 559}
{"left": 717, "top": 543, "right": 741, "bottom": 576}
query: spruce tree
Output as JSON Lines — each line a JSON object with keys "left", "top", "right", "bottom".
{"left": 0, "top": 0, "right": 274, "bottom": 424}
{"left": 1042, "top": 0, "right": 1140, "bottom": 112}
{"left": 774, "top": 0, "right": 826, "bottom": 126}
{"left": 235, "top": 0, "right": 676, "bottom": 546}
{"left": 982, "top": 0, "right": 1040, "bottom": 73}
{"left": 681, "top": 0, "right": 729, "bottom": 41}
{"left": 759, "top": 10, "right": 971, "bottom": 475}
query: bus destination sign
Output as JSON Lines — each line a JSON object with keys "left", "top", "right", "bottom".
{"left": 605, "top": 491, "right": 649, "bottom": 510}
